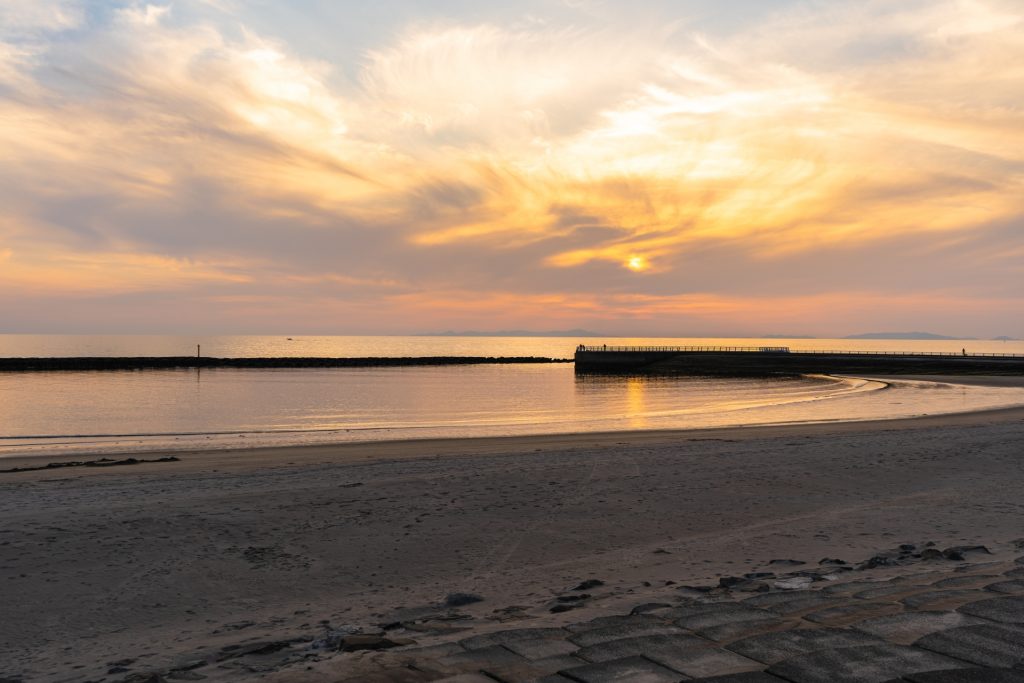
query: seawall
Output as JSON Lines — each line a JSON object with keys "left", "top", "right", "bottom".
{"left": 575, "top": 349, "right": 1024, "bottom": 376}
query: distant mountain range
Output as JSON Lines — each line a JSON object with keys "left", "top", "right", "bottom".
{"left": 844, "top": 332, "right": 974, "bottom": 340}
{"left": 421, "top": 329, "right": 603, "bottom": 337}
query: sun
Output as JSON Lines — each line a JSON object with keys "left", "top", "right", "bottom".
{"left": 625, "top": 255, "right": 649, "bottom": 272}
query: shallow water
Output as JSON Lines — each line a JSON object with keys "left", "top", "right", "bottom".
{"left": 2, "top": 361, "right": 1023, "bottom": 458}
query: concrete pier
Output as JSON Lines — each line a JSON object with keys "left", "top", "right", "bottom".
{"left": 574, "top": 345, "right": 1024, "bottom": 376}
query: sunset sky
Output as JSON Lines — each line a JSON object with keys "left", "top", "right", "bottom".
{"left": 1, "top": 0, "right": 1022, "bottom": 337}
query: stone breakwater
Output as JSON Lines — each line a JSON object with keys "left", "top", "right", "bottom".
{"left": 574, "top": 350, "right": 1024, "bottom": 376}
{"left": 77, "top": 542, "right": 1024, "bottom": 683}
{"left": 0, "top": 356, "right": 571, "bottom": 371}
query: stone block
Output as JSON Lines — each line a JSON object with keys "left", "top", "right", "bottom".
{"left": 931, "top": 575, "right": 1000, "bottom": 589}
{"left": 505, "top": 637, "right": 580, "bottom": 660}
{"left": 958, "top": 596, "right": 1024, "bottom": 624}
{"left": 568, "top": 621, "right": 683, "bottom": 648}
{"left": 900, "top": 668, "right": 1024, "bottom": 682}
{"left": 440, "top": 644, "right": 532, "bottom": 673}
{"left": 672, "top": 603, "right": 780, "bottom": 639}
{"left": 741, "top": 591, "right": 839, "bottom": 616}
{"left": 460, "top": 628, "right": 568, "bottom": 650}
{"left": 337, "top": 668, "right": 438, "bottom": 683}
{"left": 396, "top": 642, "right": 465, "bottom": 659}
{"left": 556, "top": 654, "right": 685, "bottom": 682}
{"left": 854, "top": 585, "right": 922, "bottom": 601}
{"left": 574, "top": 633, "right": 709, "bottom": 663}
{"left": 803, "top": 602, "right": 902, "bottom": 627}
{"left": 986, "top": 581, "right": 1024, "bottom": 595}
{"left": 726, "top": 628, "right": 882, "bottom": 665}
{"left": 655, "top": 648, "right": 762, "bottom": 678}
{"left": 914, "top": 623, "right": 1024, "bottom": 668}
{"left": 852, "top": 611, "right": 987, "bottom": 644}
{"left": 821, "top": 581, "right": 885, "bottom": 595}
{"left": 765, "top": 643, "right": 967, "bottom": 683}
{"left": 483, "top": 653, "right": 587, "bottom": 682}
{"left": 566, "top": 615, "right": 666, "bottom": 634}
{"left": 901, "top": 590, "right": 985, "bottom": 610}
{"left": 688, "top": 674, "right": 790, "bottom": 683}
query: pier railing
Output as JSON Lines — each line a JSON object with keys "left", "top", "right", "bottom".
{"left": 576, "top": 345, "right": 1024, "bottom": 358}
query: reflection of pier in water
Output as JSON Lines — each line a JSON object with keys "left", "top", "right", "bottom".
{"left": 574, "top": 345, "right": 1024, "bottom": 376}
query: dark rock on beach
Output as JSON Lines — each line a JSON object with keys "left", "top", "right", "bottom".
{"left": 444, "top": 592, "right": 484, "bottom": 607}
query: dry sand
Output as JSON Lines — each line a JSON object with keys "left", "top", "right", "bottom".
{"left": 1, "top": 376, "right": 1023, "bottom": 681}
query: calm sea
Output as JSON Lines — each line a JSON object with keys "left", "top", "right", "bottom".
{"left": 1, "top": 335, "right": 1023, "bottom": 458}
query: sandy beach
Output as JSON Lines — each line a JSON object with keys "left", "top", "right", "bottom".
{"left": 2, "top": 377, "right": 1023, "bottom": 682}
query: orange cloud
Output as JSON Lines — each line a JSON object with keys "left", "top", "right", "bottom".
{"left": 0, "top": 1, "right": 1022, "bottom": 334}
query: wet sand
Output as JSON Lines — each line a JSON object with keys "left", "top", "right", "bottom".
{"left": 1, "top": 377, "right": 1022, "bottom": 681}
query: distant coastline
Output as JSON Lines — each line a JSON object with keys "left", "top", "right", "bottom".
{"left": 844, "top": 331, "right": 973, "bottom": 340}
{"left": 419, "top": 329, "right": 602, "bottom": 337}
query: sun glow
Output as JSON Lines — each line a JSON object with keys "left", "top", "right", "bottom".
{"left": 626, "top": 255, "right": 649, "bottom": 272}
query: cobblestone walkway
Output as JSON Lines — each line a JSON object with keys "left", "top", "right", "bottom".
{"left": 331, "top": 550, "right": 1024, "bottom": 683}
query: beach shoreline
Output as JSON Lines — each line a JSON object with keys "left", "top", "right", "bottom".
{"left": 2, "top": 376, "right": 1023, "bottom": 681}
{"left": 2, "top": 373, "right": 1023, "bottom": 474}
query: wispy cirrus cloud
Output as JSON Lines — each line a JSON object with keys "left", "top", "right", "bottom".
{"left": 0, "top": 0, "right": 1022, "bottom": 335}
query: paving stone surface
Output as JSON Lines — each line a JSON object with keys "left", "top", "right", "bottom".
{"left": 958, "top": 596, "right": 1024, "bottom": 623}
{"left": 898, "top": 668, "right": 1024, "bottom": 682}
{"left": 439, "top": 645, "right": 535, "bottom": 673}
{"left": 803, "top": 602, "right": 903, "bottom": 626}
{"left": 901, "top": 590, "right": 984, "bottom": 610}
{"left": 930, "top": 575, "right": 1000, "bottom": 589}
{"left": 743, "top": 591, "right": 840, "bottom": 616}
{"left": 672, "top": 603, "right": 780, "bottom": 635}
{"left": 726, "top": 628, "right": 883, "bottom": 664}
{"left": 329, "top": 551, "right": 1024, "bottom": 683}
{"left": 855, "top": 585, "right": 925, "bottom": 601}
{"left": 651, "top": 648, "right": 763, "bottom": 678}
{"left": 567, "top": 621, "right": 683, "bottom": 647}
{"left": 555, "top": 654, "right": 685, "bottom": 682}
{"left": 573, "top": 632, "right": 763, "bottom": 678}
{"left": 573, "top": 633, "right": 708, "bottom": 663}
{"left": 765, "top": 643, "right": 968, "bottom": 683}
{"left": 339, "top": 668, "right": 439, "bottom": 683}
{"left": 689, "top": 674, "right": 789, "bottom": 683}
{"left": 821, "top": 581, "right": 886, "bottom": 595}
{"left": 914, "top": 623, "right": 1024, "bottom": 667}
{"left": 460, "top": 628, "right": 568, "bottom": 651}
{"left": 504, "top": 637, "right": 581, "bottom": 660}
{"left": 851, "top": 611, "right": 987, "bottom": 644}
{"left": 565, "top": 615, "right": 664, "bottom": 634}
{"left": 986, "top": 580, "right": 1024, "bottom": 595}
